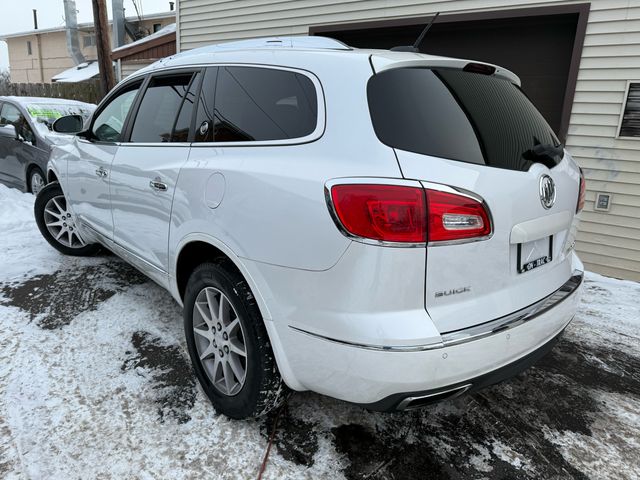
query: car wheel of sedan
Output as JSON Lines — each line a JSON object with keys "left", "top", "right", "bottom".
{"left": 28, "top": 167, "right": 45, "bottom": 195}
{"left": 34, "top": 182, "right": 100, "bottom": 256}
{"left": 184, "top": 262, "right": 288, "bottom": 419}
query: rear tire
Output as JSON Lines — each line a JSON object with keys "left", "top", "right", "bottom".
{"left": 34, "top": 182, "right": 100, "bottom": 257}
{"left": 184, "top": 262, "right": 288, "bottom": 419}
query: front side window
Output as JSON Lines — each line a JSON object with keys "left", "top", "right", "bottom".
{"left": 194, "top": 66, "right": 318, "bottom": 143}
{"left": 130, "top": 73, "right": 196, "bottom": 143}
{"left": 91, "top": 82, "right": 141, "bottom": 142}
{"left": 0, "top": 103, "right": 35, "bottom": 144}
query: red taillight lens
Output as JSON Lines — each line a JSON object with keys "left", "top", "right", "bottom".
{"left": 426, "top": 190, "right": 492, "bottom": 242}
{"left": 330, "top": 184, "right": 427, "bottom": 243}
{"left": 577, "top": 169, "right": 586, "bottom": 213}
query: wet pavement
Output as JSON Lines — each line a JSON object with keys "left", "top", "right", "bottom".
{"left": 1, "top": 257, "right": 638, "bottom": 479}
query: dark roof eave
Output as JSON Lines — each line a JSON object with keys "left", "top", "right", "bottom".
{"left": 111, "top": 32, "right": 176, "bottom": 60}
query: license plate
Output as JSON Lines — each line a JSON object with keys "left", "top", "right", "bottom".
{"left": 517, "top": 236, "right": 553, "bottom": 274}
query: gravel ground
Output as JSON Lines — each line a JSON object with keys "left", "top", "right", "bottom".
{"left": 0, "top": 184, "right": 639, "bottom": 479}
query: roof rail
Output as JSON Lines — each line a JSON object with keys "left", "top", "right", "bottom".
{"left": 194, "top": 36, "right": 351, "bottom": 52}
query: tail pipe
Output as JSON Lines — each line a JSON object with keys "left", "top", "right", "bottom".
{"left": 396, "top": 384, "right": 472, "bottom": 410}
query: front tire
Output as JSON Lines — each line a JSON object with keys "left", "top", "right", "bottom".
{"left": 184, "top": 262, "right": 288, "bottom": 419}
{"left": 34, "top": 182, "right": 100, "bottom": 256}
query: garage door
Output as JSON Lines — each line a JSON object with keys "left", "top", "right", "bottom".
{"left": 312, "top": 9, "right": 585, "bottom": 142}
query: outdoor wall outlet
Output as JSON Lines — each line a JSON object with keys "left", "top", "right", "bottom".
{"left": 594, "top": 192, "right": 612, "bottom": 212}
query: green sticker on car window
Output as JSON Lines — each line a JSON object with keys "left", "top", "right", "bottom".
{"left": 27, "top": 107, "right": 64, "bottom": 119}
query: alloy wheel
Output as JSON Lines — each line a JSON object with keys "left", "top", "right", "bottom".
{"left": 31, "top": 171, "right": 45, "bottom": 195}
{"left": 193, "top": 287, "right": 248, "bottom": 396}
{"left": 43, "top": 195, "right": 86, "bottom": 249}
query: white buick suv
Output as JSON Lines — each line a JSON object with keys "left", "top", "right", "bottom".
{"left": 35, "top": 36, "right": 585, "bottom": 419}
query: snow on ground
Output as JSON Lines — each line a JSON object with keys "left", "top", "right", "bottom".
{"left": 0, "top": 183, "right": 639, "bottom": 479}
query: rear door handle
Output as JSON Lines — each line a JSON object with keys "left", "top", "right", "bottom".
{"left": 149, "top": 179, "right": 168, "bottom": 192}
{"left": 95, "top": 167, "right": 108, "bottom": 178}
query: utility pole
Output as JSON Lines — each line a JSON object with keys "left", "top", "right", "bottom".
{"left": 33, "top": 10, "right": 44, "bottom": 83}
{"left": 92, "top": 0, "right": 115, "bottom": 96}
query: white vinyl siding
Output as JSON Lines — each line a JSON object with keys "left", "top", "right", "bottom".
{"left": 120, "top": 60, "right": 154, "bottom": 79}
{"left": 179, "top": 0, "right": 640, "bottom": 281}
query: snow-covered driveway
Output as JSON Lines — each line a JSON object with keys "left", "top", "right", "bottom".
{"left": 1, "top": 184, "right": 639, "bottom": 479}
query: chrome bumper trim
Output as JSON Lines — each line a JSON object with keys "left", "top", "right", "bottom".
{"left": 440, "top": 270, "right": 583, "bottom": 347}
{"left": 288, "top": 325, "right": 445, "bottom": 352}
{"left": 288, "top": 270, "right": 583, "bottom": 352}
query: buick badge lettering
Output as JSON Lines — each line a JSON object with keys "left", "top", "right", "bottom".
{"left": 539, "top": 175, "right": 556, "bottom": 209}
{"left": 435, "top": 287, "right": 471, "bottom": 298}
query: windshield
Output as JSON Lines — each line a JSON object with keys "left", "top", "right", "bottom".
{"left": 367, "top": 67, "right": 563, "bottom": 172}
{"left": 26, "top": 103, "right": 94, "bottom": 131}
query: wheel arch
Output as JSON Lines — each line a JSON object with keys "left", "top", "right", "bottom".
{"left": 172, "top": 234, "right": 305, "bottom": 391}
{"left": 173, "top": 234, "right": 275, "bottom": 321}
{"left": 47, "top": 168, "right": 59, "bottom": 184}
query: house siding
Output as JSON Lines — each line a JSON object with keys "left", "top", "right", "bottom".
{"left": 178, "top": 0, "right": 640, "bottom": 281}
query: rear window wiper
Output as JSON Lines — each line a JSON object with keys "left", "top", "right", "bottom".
{"left": 523, "top": 142, "right": 564, "bottom": 168}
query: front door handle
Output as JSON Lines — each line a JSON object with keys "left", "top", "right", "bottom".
{"left": 95, "top": 167, "right": 108, "bottom": 178}
{"left": 149, "top": 179, "right": 168, "bottom": 192}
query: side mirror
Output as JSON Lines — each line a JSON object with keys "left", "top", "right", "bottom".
{"left": 0, "top": 124, "right": 17, "bottom": 139}
{"left": 52, "top": 114, "right": 84, "bottom": 134}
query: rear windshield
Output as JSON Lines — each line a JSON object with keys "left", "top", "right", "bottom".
{"left": 367, "top": 68, "right": 563, "bottom": 171}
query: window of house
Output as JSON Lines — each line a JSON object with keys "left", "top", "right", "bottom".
{"left": 153, "top": 23, "right": 162, "bottom": 33}
{"left": 130, "top": 73, "right": 196, "bottom": 143}
{"left": 83, "top": 35, "right": 96, "bottom": 48}
{"left": 27, "top": 41, "right": 32, "bottom": 55}
{"left": 619, "top": 82, "right": 640, "bottom": 138}
{"left": 196, "top": 66, "right": 317, "bottom": 143}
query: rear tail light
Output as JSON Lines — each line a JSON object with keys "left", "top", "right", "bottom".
{"left": 577, "top": 168, "right": 586, "bottom": 213}
{"left": 426, "top": 190, "right": 492, "bottom": 242}
{"left": 329, "top": 184, "right": 426, "bottom": 243}
{"left": 328, "top": 183, "right": 492, "bottom": 244}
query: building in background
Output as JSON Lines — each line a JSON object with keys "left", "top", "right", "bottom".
{"left": 112, "top": 23, "right": 176, "bottom": 79}
{"left": 176, "top": 0, "right": 640, "bottom": 281}
{"left": 1, "top": 11, "right": 175, "bottom": 84}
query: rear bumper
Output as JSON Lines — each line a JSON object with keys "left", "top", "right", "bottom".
{"left": 362, "top": 325, "right": 566, "bottom": 411}
{"left": 275, "top": 270, "right": 583, "bottom": 407}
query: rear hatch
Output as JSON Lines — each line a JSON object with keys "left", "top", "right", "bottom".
{"left": 368, "top": 57, "right": 582, "bottom": 334}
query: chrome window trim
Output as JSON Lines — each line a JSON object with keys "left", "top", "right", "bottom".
{"left": 289, "top": 270, "right": 583, "bottom": 352}
{"left": 324, "top": 177, "right": 427, "bottom": 248}
{"left": 114, "top": 142, "right": 192, "bottom": 148}
{"left": 178, "top": 63, "right": 326, "bottom": 148}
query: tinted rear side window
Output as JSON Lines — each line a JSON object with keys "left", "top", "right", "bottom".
{"left": 210, "top": 66, "right": 317, "bottom": 142}
{"left": 130, "top": 73, "right": 195, "bottom": 143}
{"left": 367, "top": 68, "right": 562, "bottom": 171}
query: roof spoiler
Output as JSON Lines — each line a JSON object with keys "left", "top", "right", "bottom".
{"left": 369, "top": 53, "right": 521, "bottom": 86}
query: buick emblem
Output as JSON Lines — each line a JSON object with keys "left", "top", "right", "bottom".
{"left": 539, "top": 175, "right": 556, "bottom": 209}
